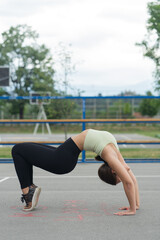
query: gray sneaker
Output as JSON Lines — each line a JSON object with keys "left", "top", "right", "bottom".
{"left": 21, "top": 185, "right": 41, "bottom": 211}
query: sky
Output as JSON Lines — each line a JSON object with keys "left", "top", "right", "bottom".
{"left": 0, "top": 0, "right": 157, "bottom": 96}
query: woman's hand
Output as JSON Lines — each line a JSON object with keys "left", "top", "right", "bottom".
{"left": 114, "top": 210, "right": 136, "bottom": 216}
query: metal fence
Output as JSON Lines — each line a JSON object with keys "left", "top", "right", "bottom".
{"left": 0, "top": 95, "right": 160, "bottom": 163}
{"left": 0, "top": 95, "right": 160, "bottom": 119}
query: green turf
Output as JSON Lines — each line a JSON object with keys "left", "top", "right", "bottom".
{"left": 1, "top": 147, "right": 160, "bottom": 159}
{"left": 0, "top": 123, "right": 160, "bottom": 137}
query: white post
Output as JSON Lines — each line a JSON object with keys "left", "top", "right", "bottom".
{"left": 33, "top": 104, "right": 52, "bottom": 135}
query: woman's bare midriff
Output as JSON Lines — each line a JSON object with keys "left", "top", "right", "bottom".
{"left": 71, "top": 129, "right": 89, "bottom": 151}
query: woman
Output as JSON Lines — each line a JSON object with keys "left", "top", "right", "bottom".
{"left": 12, "top": 129, "right": 140, "bottom": 216}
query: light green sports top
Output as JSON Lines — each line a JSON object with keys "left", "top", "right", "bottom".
{"left": 83, "top": 129, "right": 119, "bottom": 156}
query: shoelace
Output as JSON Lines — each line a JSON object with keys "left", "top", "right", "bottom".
{"left": 20, "top": 187, "right": 35, "bottom": 204}
{"left": 21, "top": 195, "right": 30, "bottom": 207}
{"left": 20, "top": 186, "right": 36, "bottom": 206}
{"left": 21, "top": 196, "right": 25, "bottom": 203}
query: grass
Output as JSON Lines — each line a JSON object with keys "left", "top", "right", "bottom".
{"left": 85, "top": 149, "right": 160, "bottom": 159}
{"left": 1, "top": 147, "right": 160, "bottom": 159}
{"left": 0, "top": 147, "right": 12, "bottom": 158}
{"left": 0, "top": 124, "right": 159, "bottom": 137}
{"left": 120, "top": 148, "right": 160, "bottom": 159}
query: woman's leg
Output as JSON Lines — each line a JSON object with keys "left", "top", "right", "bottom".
{"left": 12, "top": 142, "right": 57, "bottom": 190}
{"left": 12, "top": 139, "right": 81, "bottom": 211}
{"left": 12, "top": 142, "right": 58, "bottom": 211}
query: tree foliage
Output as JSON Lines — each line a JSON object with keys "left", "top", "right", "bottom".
{"left": 139, "top": 91, "right": 159, "bottom": 117}
{"left": 137, "top": 1, "right": 160, "bottom": 93}
{"left": 45, "top": 98, "right": 77, "bottom": 119}
{"left": 0, "top": 24, "right": 55, "bottom": 118}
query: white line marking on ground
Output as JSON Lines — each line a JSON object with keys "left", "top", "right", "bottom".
{"left": 9, "top": 176, "right": 98, "bottom": 178}
{"left": 122, "top": 144, "right": 127, "bottom": 148}
{"left": 140, "top": 144, "right": 146, "bottom": 148}
{"left": 9, "top": 175, "right": 160, "bottom": 179}
{"left": 26, "top": 190, "right": 160, "bottom": 193}
{"left": 0, "top": 177, "right": 10, "bottom": 183}
{"left": 119, "top": 135, "right": 130, "bottom": 140}
{"left": 119, "top": 135, "right": 131, "bottom": 148}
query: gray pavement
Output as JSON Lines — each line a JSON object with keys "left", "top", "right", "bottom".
{"left": 0, "top": 163, "right": 160, "bottom": 240}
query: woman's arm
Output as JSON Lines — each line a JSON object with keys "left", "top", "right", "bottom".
{"left": 102, "top": 145, "right": 136, "bottom": 216}
{"left": 116, "top": 149, "right": 130, "bottom": 171}
{"left": 120, "top": 169, "right": 140, "bottom": 210}
{"left": 129, "top": 169, "right": 140, "bottom": 208}
{"left": 116, "top": 150, "right": 140, "bottom": 209}
{"left": 111, "top": 161, "right": 136, "bottom": 215}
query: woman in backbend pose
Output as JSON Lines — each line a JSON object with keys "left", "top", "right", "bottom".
{"left": 12, "top": 129, "right": 140, "bottom": 216}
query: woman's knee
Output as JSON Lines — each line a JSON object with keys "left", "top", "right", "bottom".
{"left": 12, "top": 143, "right": 26, "bottom": 156}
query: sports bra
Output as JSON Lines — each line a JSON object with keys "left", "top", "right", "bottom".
{"left": 83, "top": 129, "right": 119, "bottom": 156}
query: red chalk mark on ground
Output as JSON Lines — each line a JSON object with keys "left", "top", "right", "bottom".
{"left": 54, "top": 200, "right": 105, "bottom": 222}
{"left": 54, "top": 200, "right": 87, "bottom": 222}
{"left": 10, "top": 202, "right": 117, "bottom": 221}
{"left": 10, "top": 205, "right": 48, "bottom": 210}
{"left": 9, "top": 213, "right": 46, "bottom": 217}
{"left": 9, "top": 205, "right": 48, "bottom": 217}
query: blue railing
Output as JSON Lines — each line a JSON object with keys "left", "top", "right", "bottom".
{"left": 0, "top": 95, "right": 160, "bottom": 100}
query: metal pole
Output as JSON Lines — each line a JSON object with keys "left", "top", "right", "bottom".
{"left": 82, "top": 98, "right": 86, "bottom": 162}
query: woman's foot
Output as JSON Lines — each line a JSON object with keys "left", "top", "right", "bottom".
{"left": 21, "top": 185, "right": 41, "bottom": 211}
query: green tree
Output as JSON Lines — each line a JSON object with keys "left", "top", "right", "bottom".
{"left": 139, "top": 91, "right": 159, "bottom": 117}
{"left": 136, "top": 1, "right": 160, "bottom": 93}
{"left": 122, "top": 102, "right": 132, "bottom": 118}
{"left": 46, "top": 98, "right": 77, "bottom": 119}
{"left": 0, "top": 88, "right": 7, "bottom": 96}
{"left": 0, "top": 24, "right": 55, "bottom": 118}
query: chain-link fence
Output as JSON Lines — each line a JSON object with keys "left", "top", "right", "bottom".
{"left": 0, "top": 96, "right": 160, "bottom": 120}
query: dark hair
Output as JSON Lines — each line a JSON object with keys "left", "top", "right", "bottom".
{"left": 95, "top": 155, "right": 117, "bottom": 185}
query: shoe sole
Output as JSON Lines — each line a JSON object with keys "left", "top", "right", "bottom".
{"left": 23, "top": 187, "right": 41, "bottom": 212}
{"left": 35, "top": 187, "right": 41, "bottom": 207}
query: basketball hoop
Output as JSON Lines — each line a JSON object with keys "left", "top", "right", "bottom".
{"left": 30, "top": 92, "right": 51, "bottom": 105}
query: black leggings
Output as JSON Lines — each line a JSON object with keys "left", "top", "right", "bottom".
{"left": 12, "top": 138, "right": 81, "bottom": 189}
